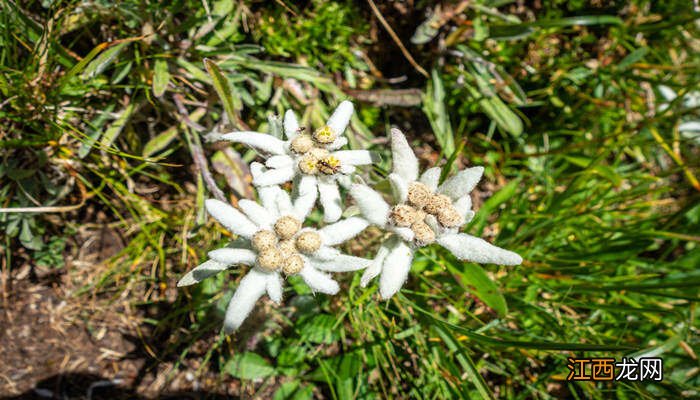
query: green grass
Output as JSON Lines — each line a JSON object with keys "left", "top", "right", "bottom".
{"left": 1, "top": 0, "right": 699, "bottom": 398}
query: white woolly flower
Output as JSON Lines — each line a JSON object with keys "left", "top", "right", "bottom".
{"left": 657, "top": 85, "right": 700, "bottom": 144}
{"left": 178, "top": 164, "right": 371, "bottom": 332}
{"left": 218, "top": 101, "right": 374, "bottom": 222}
{"left": 350, "top": 128, "right": 523, "bottom": 300}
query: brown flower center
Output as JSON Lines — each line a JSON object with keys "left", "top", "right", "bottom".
{"left": 389, "top": 182, "right": 464, "bottom": 246}
{"left": 252, "top": 216, "right": 323, "bottom": 275}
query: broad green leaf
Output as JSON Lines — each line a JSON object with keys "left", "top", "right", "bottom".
{"left": 224, "top": 352, "right": 276, "bottom": 380}
{"left": 152, "top": 59, "right": 170, "bottom": 97}
{"left": 618, "top": 47, "right": 649, "bottom": 70}
{"left": 471, "top": 74, "right": 522, "bottom": 136}
{"left": 273, "top": 381, "right": 301, "bottom": 400}
{"left": 423, "top": 69, "right": 455, "bottom": 155}
{"left": 99, "top": 102, "right": 136, "bottom": 148}
{"left": 299, "top": 314, "right": 340, "bottom": 344}
{"left": 81, "top": 42, "right": 128, "bottom": 79}
{"left": 489, "top": 15, "right": 621, "bottom": 39}
{"left": 526, "top": 15, "right": 623, "bottom": 28}
{"left": 445, "top": 260, "right": 508, "bottom": 317}
{"left": 177, "top": 59, "right": 212, "bottom": 84}
{"left": 629, "top": 330, "right": 683, "bottom": 359}
{"left": 411, "top": 12, "right": 441, "bottom": 44}
{"left": 142, "top": 126, "right": 178, "bottom": 157}
{"left": 204, "top": 58, "right": 240, "bottom": 122}
{"left": 20, "top": 219, "right": 43, "bottom": 250}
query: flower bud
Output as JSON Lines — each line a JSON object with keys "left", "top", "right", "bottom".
{"left": 277, "top": 239, "right": 297, "bottom": 256}
{"left": 407, "top": 182, "right": 432, "bottom": 208}
{"left": 290, "top": 135, "right": 314, "bottom": 154}
{"left": 282, "top": 254, "right": 305, "bottom": 275}
{"left": 251, "top": 230, "right": 278, "bottom": 251}
{"left": 390, "top": 204, "right": 419, "bottom": 227}
{"left": 298, "top": 154, "right": 318, "bottom": 174}
{"left": 424, "top": 194, "right": 452, "bottom": 215}
{"left": 256, "top": 247, "right": 282, "bottom": 271}
{"left": 318, "top": 155, "right": 341, "bottom": 175}
{"left": 411, "top": 221, "right": 436, "bottom": 246}
{"left": 437, "top": 206, "right": 462, "bottom": 228}
{"left": 295, "top": 231, "right": 322, "bottom": 253}
{"left": 274, "top": 216, "right": 301, "bottom": 240}
{"left": 312, "top": 125, "right": 337, "bottom": 144}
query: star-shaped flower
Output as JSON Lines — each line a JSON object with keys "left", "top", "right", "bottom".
{"left": 178, "top": 162, "right": 371, "bottom": 332}
{"left": 219, "top": 101, "right": 374, "bottom": 222}
{"left": 350, "top": 128, "right": 522, "bottom": 299}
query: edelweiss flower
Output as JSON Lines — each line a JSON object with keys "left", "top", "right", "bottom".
{"left": 178, "top": 163, "right": 371, "bottom": 332}
{"left": 350, "top": 128, "right": 522, "bottom": 299}
{"left": 219, "top": 101, "right": 374, "bottom": 222}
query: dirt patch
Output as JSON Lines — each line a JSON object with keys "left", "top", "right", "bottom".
{"left": 0, "top": 264, "right": 142, "bottom": 397}
{"left": 0, "top": 224, "right": 233, "bottom": 399}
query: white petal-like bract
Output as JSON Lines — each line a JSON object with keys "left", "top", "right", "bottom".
{"left": 266, "top": 154, "right": 294, "bottom": 169}
{"left": 299, "top": 263, "right": 340, "bottom": 294}
{"left": 284, "top": 110, "right": 300, "bottom": 140}
{"left": 220, "top": 131, "right": 286, "bottom": 156}
{"left": 360, "top": 240, "right": 392, "bottom": 287}
{"left": 266, "top": 272, "right": 284, "bottom": 304}
{"left": 177, "top": 260, "right": 230, "bottom": 287}
{"left": 253, "top": 166, "right": 296, "bottom": 187}
{"left": 238, "top": 199, "right": 275, "bottom": 229}
{"left": 318, "top": 216, "right": 369, "bottom": 246}
{"left": 250, "top": 163, "right": 283, "bottom": 215}
{"left": 333, "top": 150, "right": 374, "bottom": 166}
{"left": 388, "top": 173, "right": 408, "bottom": 203}
{"left": 419, "top": 167, "right": 442, "bottom": 191}
{"left": 205, "top": 199, "right": 258, "bottom": 239}
{"left": 349, "top": 184, "right": 390, "bottom": 226}
{"left": 437, "top": 233, "right": 522, "bottom": 265}
{"left": 311, "top": 254, "right": 371, "bottom": 272}
{"left": 438, "top": 167, "right": 484, "bottom": 201}
{"left": 327, "top": 100, "right": 354, "bottom": 136}
{"left": 318, "top": 179, "right": 342, "bottom": 223}
{"left": 453, "top": 195, "right": 473, "bottom": 223}
{"left": 378, "top": 240, "right": 414, "bottom": 299}
{"left": 292, "top": 175, "right": 318, "bottom": 220}
{"left": 224, "top": 269, "right": 269, "bottom": 332}
{"left": 390, "top": 128, "right": 419, "bottom": 182}
{"left": 311, "top": 246, "right": 341, "bottom": 260}
{"left": 328, "top": 136, "right": 348, "bottom": 150}
{"left": 391, "top": 226, "right": 415, "bottom": 242}
{"left": 208, "top": 248, "right": 257, "bottom": 265}
{"left": 274, "top": 188, "right": 294, "bottom": 216}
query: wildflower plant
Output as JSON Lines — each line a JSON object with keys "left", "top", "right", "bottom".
{"left": 219, "top": 101, "right": 375, "bottom": 222}
{"left": 178, "top": 100, "right": 523, "bottom": 332}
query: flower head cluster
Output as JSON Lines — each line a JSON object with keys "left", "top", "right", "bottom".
{"left": 219, "top": 101, "right": 374, "bottom": 222}
{"left": 350, "top": 129, "right": 522, "bottom": 299}
{"left": 178, "top": 101, "right": 523, "bottom": 332}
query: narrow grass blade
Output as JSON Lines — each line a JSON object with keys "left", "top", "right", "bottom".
{"left": 204, "top": 58, "right": 240, "bottom": 123}
{"left": 99, "top": 102, "right": 136, "bottom": 148}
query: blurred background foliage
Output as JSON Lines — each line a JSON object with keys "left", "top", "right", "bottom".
{"left": 0, "top": 0, "right": 699, "bottom": 398}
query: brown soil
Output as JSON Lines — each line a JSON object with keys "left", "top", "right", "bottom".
{"left": 0, "top": 225, "right": 232, "bottom": 399}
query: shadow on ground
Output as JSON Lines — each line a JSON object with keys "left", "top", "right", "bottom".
{"left": 0, "top": 372, "right": 231, "bottom": 400}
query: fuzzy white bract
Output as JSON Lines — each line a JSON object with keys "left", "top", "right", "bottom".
{"left": 178, "top": 162, "right": 370, "bottom": 332}
{"left": 218, "top": 101, "right": 374, "bottom": 222}
{"left": 350, "top": 128, "right": 523, "bottom": 299}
